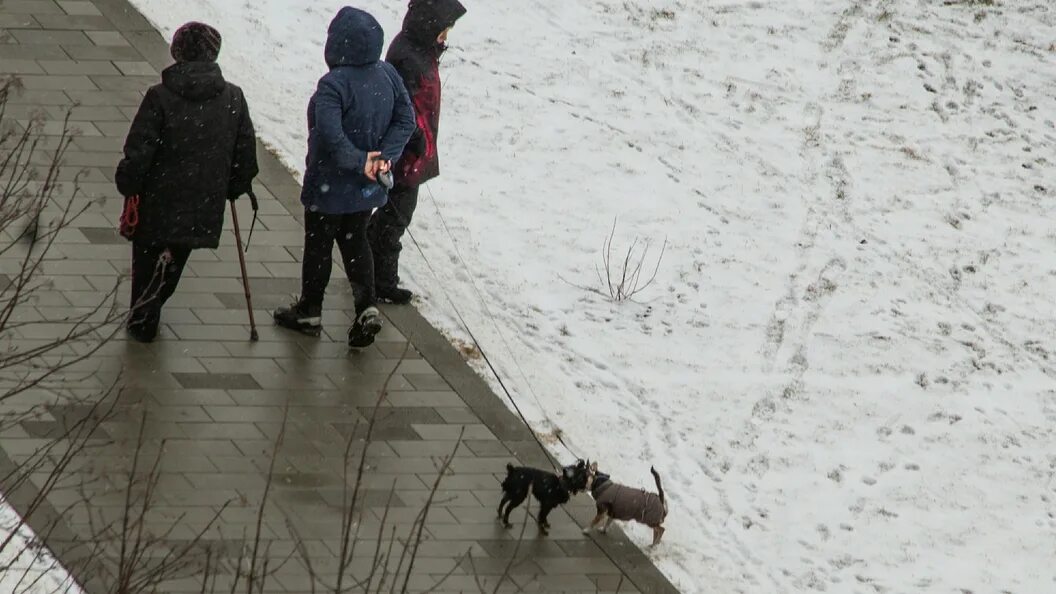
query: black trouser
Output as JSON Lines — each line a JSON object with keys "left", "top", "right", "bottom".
{"left": 129, "top": 242, "right": 192, "bottom": 329}
{"left": 368, "top": 184, "right": 419, "bottom": 290}
{"left": 301, "top": 209, "right": 375, "bottom": 315}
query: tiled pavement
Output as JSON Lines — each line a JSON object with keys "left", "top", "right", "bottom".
{"left": 0, "top": 0, "right": 680, "bottom": 593}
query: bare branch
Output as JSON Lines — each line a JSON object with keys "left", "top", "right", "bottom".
{"left": 587, "top": 218, "right": 667, "bottom": 302}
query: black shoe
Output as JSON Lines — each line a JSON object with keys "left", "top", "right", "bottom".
{"left": 126, "top": 320, "right": 157, "bottom": 343}
{"left": 348, "top": 306, "right": 383, "bottom": 348}
{"left": 273, "top": 300, "right": 322, "bottom": 336}
{"left": 377, "top": 286, "right": 413, "bottom": 305}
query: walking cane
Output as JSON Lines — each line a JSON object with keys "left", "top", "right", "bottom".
{"left": 229, "top": 197, "right": 259, "bottom": 341}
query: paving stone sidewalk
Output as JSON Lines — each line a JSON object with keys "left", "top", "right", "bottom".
{"left": 0, "top": 0, "right": 681, "bottom": 592}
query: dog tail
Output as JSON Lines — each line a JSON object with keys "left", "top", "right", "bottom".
{"left": 650, "top": 466, "right": 665, "bottom": 506}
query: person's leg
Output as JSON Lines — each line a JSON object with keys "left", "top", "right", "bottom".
{"left": 368, "top": 184, "right": 419, "bottom": 304}
{"left": 273, "top": 210, "right": 336, "bottom": 334}
{"left": 301, "top": 210, "right": 341, "bottom": 308}
{"left": 129, "top": 242, "right": 155, "bottom": 313}
{"left": 155, "top": 246, "right": 191, "bottom": 306}
{"left": 128, "top": 241, "right": 161, "bottom": 336}
{"left": 338, "top": 211, "right": 383, "bottom": 347}
{"left": 336, "top": 210, "right": 376, "bottom": 315}
{"left": 128, "top": 242, "right": 185, "bottom": 342}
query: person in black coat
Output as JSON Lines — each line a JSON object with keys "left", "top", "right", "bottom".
{"left": 367, "top": 0, "right": 466, "bottom": 305}
{"left": 116, "top": 22, "right": 258, "bottom": 342}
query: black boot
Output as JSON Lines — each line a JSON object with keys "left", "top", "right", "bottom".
{"left": 348, "top": 306, "right": 383, "bottom": 348}
{"left": 126, "top": 306, "right": 160, "bottom": 343}
{"left": 376, "top": 286, "right": 413, "bottom": 305}
{"left": 273, "top": 300, "right": 322, "bottom": 336}
{"left": 126, "top": 320, "right": 158, "bottom": 343}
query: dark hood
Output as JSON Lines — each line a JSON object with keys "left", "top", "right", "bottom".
{"left": 161, "top": 62, "right": 226, "bottom": 101}
{"left": 402, "top": 0, "right": 466, "bottom": 47}
{"left": 325, "top": 6, "right": 384, "bottom": 68}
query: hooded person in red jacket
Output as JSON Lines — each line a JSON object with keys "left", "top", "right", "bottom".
{"left": 368, "top": 0, "right": 466, "bottom": 305}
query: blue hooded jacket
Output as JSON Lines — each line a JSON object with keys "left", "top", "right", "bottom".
{"left": 301, "top": 7, "right": 416, "bottom": 214}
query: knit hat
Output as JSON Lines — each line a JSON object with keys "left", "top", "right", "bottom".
{"left": 170, "top": 22, "right": 222, "bottom": 63}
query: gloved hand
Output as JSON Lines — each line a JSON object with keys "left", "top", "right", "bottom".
{"left": 228, "top": 188, "right": 259, "bottom": 214}
{"left": 228, "top": 181, "right": 255, "bottom": 202}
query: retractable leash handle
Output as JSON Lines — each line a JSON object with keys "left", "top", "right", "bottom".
{"left": 378, "top": 170, "right": 394, "bottom": 190}
{"left": 371, "top": 153, "right": 394, "bottom": 190}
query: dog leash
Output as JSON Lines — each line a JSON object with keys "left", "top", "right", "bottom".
{"left": 422, "top": 183, "right": 585, "bottom": 464}
{"left": 398, "top": 224, "right": 561, "bottom": 472}
{"left": 403, "top": 193, "right": 650, "bottom": 587}
{"left": 377, "top": 181, "right": 579, "bottom": 470}
{"left": 445, "top": 294, "right": 565, "bottom": 473}
{"left": 119, "top": 195, "right": 140, "bottom": 240}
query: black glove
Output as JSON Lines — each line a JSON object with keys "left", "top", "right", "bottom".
{"left": 229, "top": 184, "right": 258, "bottom": 206}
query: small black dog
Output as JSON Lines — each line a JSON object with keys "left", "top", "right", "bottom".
{"left": 498, "top": 460, "right": 589, "bottom": 533}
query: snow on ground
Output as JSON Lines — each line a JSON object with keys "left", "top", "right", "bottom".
{"left": 0, "top": 498, "right": 79, "bottom": 593}
{"left": 128, "top": 1, "right": 1056, "bottom": 592}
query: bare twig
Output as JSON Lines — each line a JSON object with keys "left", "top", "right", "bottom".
{"left": 336, "top": 341, "right": 411, "bottom": 592}
{"left": 246, "top": 401, "right": 290, "bottom": 594}
{"left": 396, "top": 427, "right": 465, "bottom": 594}
{"left": 591, "top": 218, "right": 667, "bottom": 302}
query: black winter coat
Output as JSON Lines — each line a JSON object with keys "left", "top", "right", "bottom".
{"left": 386, "top": 0, "right": 466, "bottom": 187}
{"left": 116, "top": 62, "right": 258, "bottom": 249}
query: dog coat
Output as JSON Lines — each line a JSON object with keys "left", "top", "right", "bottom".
{"left": 593, "top": 480, "right": 666, "bottom": 526}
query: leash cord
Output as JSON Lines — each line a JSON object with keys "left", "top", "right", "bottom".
{"left": 404, "top": 185, "right": 644, "bottom": 591}
{"left": 387, "top": 184, "right": 581, "bottom": 468}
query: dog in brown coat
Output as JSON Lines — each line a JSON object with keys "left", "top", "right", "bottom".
{"left": 582, "top": 462, "right": 668, "bottom": 546}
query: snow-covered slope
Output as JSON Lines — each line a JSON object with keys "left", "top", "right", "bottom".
{"left": 128, "top": 1, "right": 1056, "bottom": 592}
